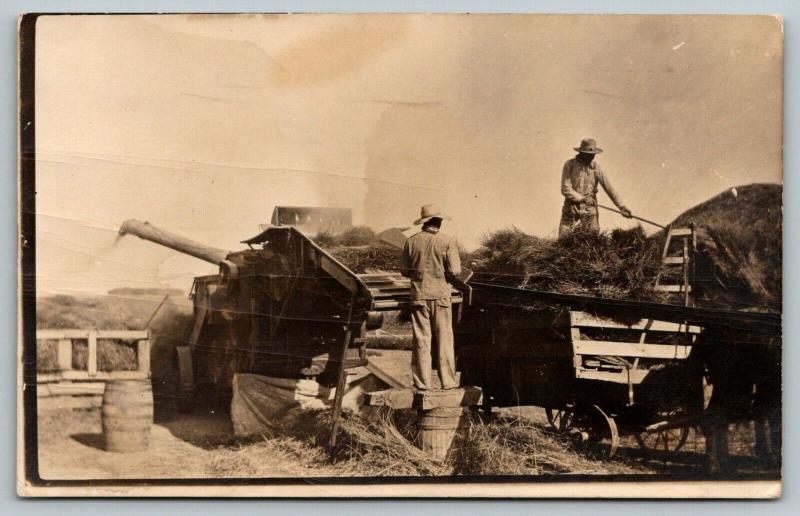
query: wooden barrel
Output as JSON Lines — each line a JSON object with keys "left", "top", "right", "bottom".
{"left": 102, "top": 380, "right": 154, "bottom": 453}
{"left": 417, "top": 407, "right": 471, "bottom": 461}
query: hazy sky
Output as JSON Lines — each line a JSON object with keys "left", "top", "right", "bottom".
{"left": 33, "top": 14, "right": 783, "bottom": 294}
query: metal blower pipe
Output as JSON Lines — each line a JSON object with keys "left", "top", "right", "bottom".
{"left": 119, "top": 219, "right": 230, "bottom": 265}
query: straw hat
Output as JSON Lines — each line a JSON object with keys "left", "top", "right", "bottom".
{"left": 573, "top": 138, "right": 603, "bottom": 154}
{"left": 413, "top": 204, "right": 452, "bottom": 225}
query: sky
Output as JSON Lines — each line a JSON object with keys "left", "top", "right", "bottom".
{"left": 33, "top": 14, "right": 783, "bottom": 295}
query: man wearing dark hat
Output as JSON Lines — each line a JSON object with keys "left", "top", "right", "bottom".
{"left": 400, "top": 204, "right": 461, "bottom": 390}
{"left": 559, "top": 138, "right": 632, "bottom": 238}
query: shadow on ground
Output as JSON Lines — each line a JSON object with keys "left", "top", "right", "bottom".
{"left": 71, "top": 432, "right": 105, "bottom": 451}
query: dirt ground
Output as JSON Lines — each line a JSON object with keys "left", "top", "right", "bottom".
{"left": 36, "top": 398, "right": 776, "bottom": 480}
{"left": 37, "top": 401, "right": 343, "bottom": 479}
{"left": 35, "top": 349, "right": 779, "bottom": 480}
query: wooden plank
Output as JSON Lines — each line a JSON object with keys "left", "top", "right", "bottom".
{"left": 99, "top": 330, "right": 149, "bottom": 340}
{"left": 370, "top": 292, "right": 411, "bottom": 298}
{"left": 37, "top": 329, "right": 149, "bottom": 341}
{"left": 573, "top": 340, "right": 692, "bottom": 360}
{"left": 372, "top": 295, "right": 463, "bottom": 310}
{"left": 37, "top": 382, "right": 106, "bottom": 397}
{"left": 655, "top": 284, "right": 692, "bottom": 293}
{"left": 358, "top": 272, "right": 405, "bottom": 278}
{"left": 87, "top": 331, "right": 97, "bottom": 377}
{"left": 369, "top": 286, "right": 411, "bottom": 293}
{"left": 571, "top": 327, "right": 583, "bottom": 369}
{"left": 37, "top": 370, "right": 149, "bottom": 383}
{"left": 57, "top": 339, "right": 72, "bottom": 371}
{"left": 319, "top": 253, "right": 360, "bottom": 294}
{"left": 365, "top": 360, "right": 407, "bottom": 389}
{"left": 365, "top": 387, "right": 483, "bottom": 409}
{"left": 669, "top": 228, "right": 693, "bottom": 237}
{"left": 569, "top": 311, "right": 701, "bottom": 334}
{"left": 365, "top": 388, "right": 415, "bottom": 409}
{"left": 372, "top": 300, "right": 405, "bottom": 310}
{"left": 662, "top": 256, "right": 686, "bottom": 265}
{"left": 574, "top": 367, "right": 650, "bottom": 384}
{"left": 683, "top": 237, "right": 690, "bottom": 306}
{"left": 137, "top": 339, "right": 151, "bottom": 375}
{"left": 362, "top": 278, "right": 408, "bottom": 285}
{"left": 39, "top": 329, "right": 88, "bottom": 340}
{"left": 418, "top": 387, "right": 483, "bottom": 410}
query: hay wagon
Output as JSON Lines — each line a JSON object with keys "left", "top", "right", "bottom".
{"left": 455, "top": 303, "right": 705, "bottom": 458}
{"left": 545, "top": 311, "right": 705, "bottom": 457}
{"left": 456, "top": 225, "right": 780, "bottom": 460}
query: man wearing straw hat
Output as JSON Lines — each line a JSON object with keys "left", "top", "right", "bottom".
{"left": 559, "top": 138, "right": 633, "bottom": 238}
{"left": 400, "top": 204, "right": 461, "bottom": 390}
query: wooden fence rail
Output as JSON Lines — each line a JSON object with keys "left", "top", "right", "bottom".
{"left": 36, "top": 329, "right": 150, "bottom": 397}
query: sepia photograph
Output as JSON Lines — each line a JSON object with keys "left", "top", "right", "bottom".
{"left": 18, "top": 12, "right": 783, "bottom": 497}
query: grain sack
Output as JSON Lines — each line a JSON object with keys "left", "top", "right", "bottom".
{"left": 231, "top": 372, "right": 383, "bottom": 437}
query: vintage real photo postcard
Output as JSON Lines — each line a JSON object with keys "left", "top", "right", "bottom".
{"left": 18, "top": 13, "right": 783, "bottom": 498}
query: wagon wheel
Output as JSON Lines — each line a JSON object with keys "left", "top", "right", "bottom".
{"left": 578, "top": 405, "right": 619, "bottom": 460}
{"left": 545, "top": 407, "right": 574, "bottom": 433}
{"left": 635, "top": 418, "right": 690, "bottom": 453}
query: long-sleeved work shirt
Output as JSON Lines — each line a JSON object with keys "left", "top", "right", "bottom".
{"left": 400, "top": 227, "right": 461, "bottom": 301}
{"left": 561, "top": 157, "right": 626, "bottom": 209}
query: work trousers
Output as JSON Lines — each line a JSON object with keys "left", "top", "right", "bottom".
{"left": 558, "top": 202, "right": 599, "bottom": 238}
{"left": 410, "top": 297, "right": 458, "bottom": 390}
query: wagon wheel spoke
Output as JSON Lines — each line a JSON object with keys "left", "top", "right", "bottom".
{"left": 546, "top": 407, "right": 574, "bottom": 433}
{"left": 635, "top": 408, "right": 691, "bottom": 454}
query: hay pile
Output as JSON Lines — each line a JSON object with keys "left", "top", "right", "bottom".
{"left": 469, "top": 226, "right": 663, "bottom": 301}
{"left": 452, "top": 414, "right": 646, "bottom": 475}
{"left": 314, "top": 226, "right": 402, "bottom": 273}
{"left": 325, "top": 245, "right": 402, "bottom": 273}
{"left": 666, "top": 183, "right": 781, "bottom": 311}
{"left": 260, "top": 408, "right": 645, "bottom": 476}
{"left": 316, "top": 410, "right": 449, "bottom": 476}
{"left": 468, "top": 183, "right": 781, "bottom": 311}
{"left": 251, "top": 408, "right": 447, "bottom": 476}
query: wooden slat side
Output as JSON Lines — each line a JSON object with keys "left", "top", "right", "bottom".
{"left": 569, "top": 311, "right": 701, "bottom": 333}
{"left": 655, "top": 285, "right": 692, "bottom": 293}
{"left": 573, "top": 340, "right": 692, "bottom": 359}
{"left": 570, "top": 327, "right": 583, "bottom": 368}
{"left": 575, "top": 367, "right": 650, "bottom": 384}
